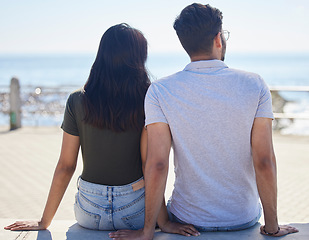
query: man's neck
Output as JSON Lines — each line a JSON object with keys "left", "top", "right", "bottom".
{"left": 190, "top": 54, "right": 220, "bottom": 62}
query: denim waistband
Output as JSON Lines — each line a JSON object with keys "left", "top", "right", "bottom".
{"left": 77, "top": 176, "right": 144, "bottom": 196}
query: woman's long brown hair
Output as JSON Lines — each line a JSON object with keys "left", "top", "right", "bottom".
{"left": 83, "top": 23, "right": 150, "bottom": 132}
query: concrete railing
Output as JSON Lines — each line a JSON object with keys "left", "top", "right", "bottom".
{"left": 270, "top": 86, "right": 309, "bottom": 120}
{"left": 2, "top": 81, "right": 309, "bottom": 128}
{"left": 1, "top": 78, "right": 76, "bottom": 127}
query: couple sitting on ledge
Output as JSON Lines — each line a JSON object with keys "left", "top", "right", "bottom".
{"left": 5, "top": 3, "right": 298, "bottom": 239}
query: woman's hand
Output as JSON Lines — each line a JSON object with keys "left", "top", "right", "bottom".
{"left": 4, "top": 220, "right": 48, "bottom": 231}
{"left": 160, "top": 220, "right": 200, "bottom": 237}
{"left": 260, "top": 225, "right": 298, "bottom": 237}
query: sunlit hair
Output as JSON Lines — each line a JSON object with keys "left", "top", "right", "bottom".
{"left": 173, "top": 3, "right": 223, "bottom": 56}
{"left": 83, "top": 23, "right": 150, "bottom": 132}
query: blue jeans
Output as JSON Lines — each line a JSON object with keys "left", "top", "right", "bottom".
{"left": 74, "top": 177, "right": 145, "bottom": 230}
{"left": 166, "top": 201, "right": 261, "bottom": 232}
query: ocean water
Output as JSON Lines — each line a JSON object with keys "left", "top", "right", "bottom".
{"left": 0, "top": 52, "right": 309, "bottom": 134}
{"left": 1, "top": 52, "right": 309, "bottom": 88}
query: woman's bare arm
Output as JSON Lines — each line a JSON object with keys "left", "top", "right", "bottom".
{"left": 5, "top": 131, "right": 80, "bottom": 231}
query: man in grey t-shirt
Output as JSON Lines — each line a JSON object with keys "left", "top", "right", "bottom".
{"left": 110, "top": 3, "right": 298, "bottom": 240}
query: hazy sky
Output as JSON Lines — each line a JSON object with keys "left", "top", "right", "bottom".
{"left": 1, "top": 0, "right": 308, "bottom": 54}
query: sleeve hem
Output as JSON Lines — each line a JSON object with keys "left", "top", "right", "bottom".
{"left": 61, "top": 125, "right": 79, "bottom": 136}
{"left": 254, "top": 114, "right": 274, "bottom": 120}
{"left": 145, "top": 119, "right": 168, "bottom": 126}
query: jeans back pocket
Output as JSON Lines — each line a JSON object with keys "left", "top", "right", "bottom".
{"left": 74, "top": 195, "right": 101, "bottom": 230}
{"left": 121, "top": 207, "right": 145, "bottom": 230}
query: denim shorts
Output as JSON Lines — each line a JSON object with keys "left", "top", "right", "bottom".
{"left": 74, "top": 176, "right": 145, "bottom": 230}
{"left": 166, "top": 200, "right": 261, "bottom": 232}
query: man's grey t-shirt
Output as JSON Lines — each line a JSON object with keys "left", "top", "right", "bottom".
{"left": 145, "top": 60, "right": 274, "bottom": 227}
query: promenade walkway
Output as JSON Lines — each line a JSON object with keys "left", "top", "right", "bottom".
{"left": 0, "top": 126, "right": 308, "bottom": 239}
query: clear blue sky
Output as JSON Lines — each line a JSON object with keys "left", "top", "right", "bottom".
{"left": 1, "top": 0, "right": 308, "bottom": 54}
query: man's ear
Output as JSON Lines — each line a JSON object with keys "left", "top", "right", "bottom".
{"left": 214, "top": 32, "right": 222, "bottom": 48}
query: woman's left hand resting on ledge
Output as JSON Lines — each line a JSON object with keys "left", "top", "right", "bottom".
{"left": 4, "top": 220, "right": 48, "bottom": 231}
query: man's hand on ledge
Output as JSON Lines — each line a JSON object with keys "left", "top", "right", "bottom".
{"left": 159, "top": 220, "right": 200, "bottom": 236}
{"left": 260, "top": 224, "right": 299, "bottom": 237}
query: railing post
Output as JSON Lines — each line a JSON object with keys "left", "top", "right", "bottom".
{"left": 9, "top": 77, "right": 22, "bottom": 130}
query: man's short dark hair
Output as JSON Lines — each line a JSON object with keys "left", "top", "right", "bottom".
{"left": 173, "top": 3, "right": 223, "bottom": 56}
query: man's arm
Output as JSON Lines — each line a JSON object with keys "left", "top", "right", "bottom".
{"left": 251, "top": 118, "right": 298, "bottom": 237}
{"left": 141, "top": 124, "right": 199, "bottom": 237}
{"left": 142, "top": 122, "right": 172, "bottom": 238}
{"left": 109, "top": 122, "right": 198, "bottom": 240}
{"left": 109, "top": 122, "right": 171, "bottom": 240}
{"left": 156, "top": 197, "right": 199, "bottom": 237}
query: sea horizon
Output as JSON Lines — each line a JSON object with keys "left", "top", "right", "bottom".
{"left": 0, "top": 51, "right": 309, "bottom": 134}
{"left": 1, "top": 51, "right": 309, "bottom": 85}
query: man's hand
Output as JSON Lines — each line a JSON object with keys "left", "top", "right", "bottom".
{"left": 160, "top": 221, "right": 200, "bottom": 237}
{"left": 260, "top": 225, "right": 298, "bottom": 237}
{"left": 4, "top": 220, "right": 48, "bottom": 231}
{"left": 109, "top": 229, "right": 152, "bottom": 240}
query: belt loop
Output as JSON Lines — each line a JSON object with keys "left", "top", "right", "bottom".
{"left": 77, "top": 176, "right": 81, "bottom": 190}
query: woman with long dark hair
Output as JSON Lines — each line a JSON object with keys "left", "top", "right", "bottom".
{"left": 5, "top": 23, "right": 150, "bottom": 231}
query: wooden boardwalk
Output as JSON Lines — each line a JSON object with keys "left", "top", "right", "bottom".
{"left": 0, "top": 126, "right": 308, "bottom": 239}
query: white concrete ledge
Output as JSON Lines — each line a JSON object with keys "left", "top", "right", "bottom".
{"left": 1, "top": 219, "right": 307, "bottom": 240}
